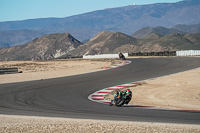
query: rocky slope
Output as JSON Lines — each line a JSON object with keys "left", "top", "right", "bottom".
{"left": 69, "top": 31, "right": 137, "bottom": 56}
{"left": 0, "top": 33, "right": 82, "bottom": 61}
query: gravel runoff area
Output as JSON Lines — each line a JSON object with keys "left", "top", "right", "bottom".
{"left": 0, "top": 115, "right": 200, "bottom": 133}
{"left": 0, "top": 58, "right": 200, "bottom": 132}
{"left": 0, "top": 59, "right": 121, "bottom": 84}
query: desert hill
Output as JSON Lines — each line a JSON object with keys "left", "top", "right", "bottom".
{"left": 132, "top": 26, "right": 185, "bottom": 38}
{"left": 134, "top": 33, "right": 200, "bottom": 53}
{"left": 68, "top": 31, "right": 137, "bottom": 56}
{"left": 172, "top": 23, "right": 200, "bottom": 33}
{"left": 142, "top": 33, "right": 162, "bottom": 40}
{"left": 132, "top": 23, "right": 200, "bottom": 39}
{"left": 0, "top": 33, "right": 82, "bottom": 61}
{"left": 69, "top": 31, "right": 200, "bottom": 55}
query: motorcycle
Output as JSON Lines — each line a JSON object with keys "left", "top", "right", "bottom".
{"left": 109, "top": 92, "right": 125, "bottom": 107}
{"left": 109, "top": 91, "right": 132, "bottom": 107}
{"left": 119, "top": 53, "right": 126, "bottom": 60}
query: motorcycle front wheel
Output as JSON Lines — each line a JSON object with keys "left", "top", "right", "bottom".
{"left": 109, "top": 100, "right": 114, "bottom": 106}
{"left": 115, "top": 98, "right": 125, "bottom": 107}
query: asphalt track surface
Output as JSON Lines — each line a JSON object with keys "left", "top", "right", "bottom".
{"left": 0, "top": 57, "right": 200, "bottom": 124}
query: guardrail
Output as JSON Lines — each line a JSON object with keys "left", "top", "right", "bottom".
{"left": 0, "top": 68, "right": 19, "bottom": 74}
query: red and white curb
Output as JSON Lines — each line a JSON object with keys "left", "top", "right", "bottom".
{"left": 88, "top": 83, "right": 200, "bottom": 112}
{"left": 88, "top": 60, "right": 133, "bottom": 104}
{"left": 88, "top": 82, "right": 138, "bottom": 104}
{"left": 107, "top": 60, "right": 131, "bottom": 69}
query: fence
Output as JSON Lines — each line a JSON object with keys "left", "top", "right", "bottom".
{"left": 176, "top": 50, "right": 200, "bottom": 56}
{"left": 60, "top": 50, "right": 200, "bottom": 59}
{"left": 83, "top": 53, "right": 128, "bottom": 59}
{"left": 0, "top": 68, "right": 19, "bottom": 74}
{"left": 56, "top": 55, "right": 83, "bottom": 59}
{"left": 129, "top": 51, "right": 176, "bottom": 56}
{"left": 129, "top": 50, "right": 200, "bottom": 57}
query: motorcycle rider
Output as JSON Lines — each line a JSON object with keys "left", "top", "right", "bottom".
{"left": 111, "top": 89, "right": 132, "bottom": 105}
{"left": 122, "top": 89, "right": 132, "bottom": 104}
{"left": 118, "top": 52, "right": 126, "bottom": 60}
{"left": 113, "top": 90, "right": 122, "bottom": 105}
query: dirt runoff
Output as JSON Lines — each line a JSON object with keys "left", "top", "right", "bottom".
{"left": 105, "top": 67, "right": 200, "bottom": 111}
{"left": 0, "top": 59, "right": 121, "bottom": 84}
{"left": 0, "top": 115, "right": 200, "bottom": 133}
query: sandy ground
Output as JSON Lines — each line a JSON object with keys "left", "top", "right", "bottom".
{"left": 0, "top": 115, "right": 200, "bottom": 133}
{"left": 0, "top": 58, "right": 200, "bottom": 132}
{"left": 0, "top": 59, "right": 120, "bottom": 84}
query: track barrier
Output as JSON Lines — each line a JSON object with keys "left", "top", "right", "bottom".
{"left": 83, "top": 53, "right": 128, "bottom": 59}
{"left": 0, "top": 68, "right": 20, "bottom": 75}
{"left": 176, "top": 50, "right": 200, "bottom": 56}
{"left": 129, "top": 51, "right": 176, "bottom": 56}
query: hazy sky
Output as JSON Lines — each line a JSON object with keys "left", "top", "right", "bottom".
{"left": 0, "top": 0, "right": 182, "bottom": 22}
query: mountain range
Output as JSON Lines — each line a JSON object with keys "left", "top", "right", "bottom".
{"left": 0, "top": 30, "right": 200, "bottom": 61}
{"left": 132, "top": 23, "right": 200, "bottom": 38}
{"left": 0, "top": 0, "right": 200, "bottom": 48}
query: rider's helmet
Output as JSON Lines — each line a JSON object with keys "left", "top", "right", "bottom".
{"left": 127, "top": 89, "right": 130, "bottom": 92}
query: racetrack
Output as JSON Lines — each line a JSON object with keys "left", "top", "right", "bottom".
{"left": 0, "top": 57, "right": 200, "bottom": 124}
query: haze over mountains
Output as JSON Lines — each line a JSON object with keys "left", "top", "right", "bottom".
{"left": 0, "top": 0, "right": 200, "bottom": 48}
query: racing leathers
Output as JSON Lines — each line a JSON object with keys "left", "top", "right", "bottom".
{"left": 122, "top": 90, "right": 132, "bottom": 104}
